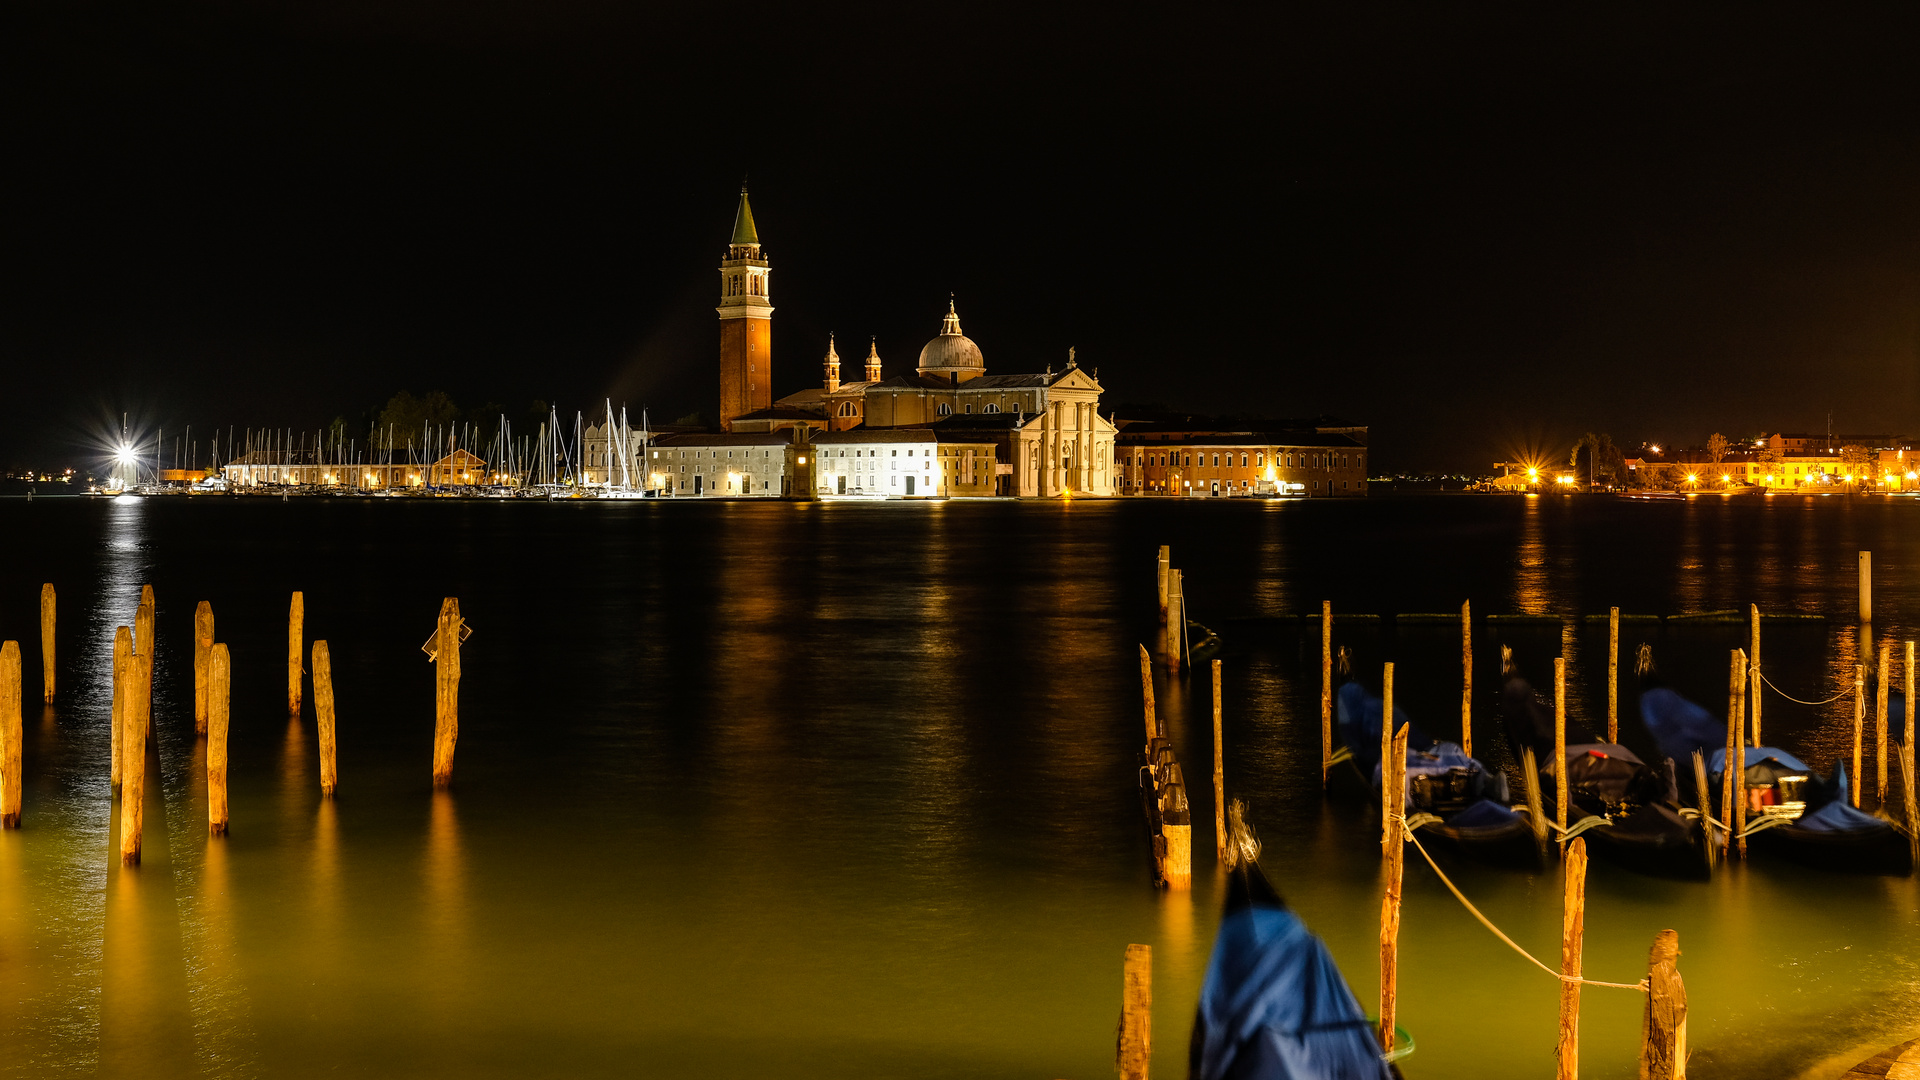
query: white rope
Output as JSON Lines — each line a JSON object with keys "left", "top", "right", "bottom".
{"left": 1398, "top": 816, "right": 1648, "bottom": 992}
{"left": 1758, "top": 667, "right": 1854, "bottom": 707}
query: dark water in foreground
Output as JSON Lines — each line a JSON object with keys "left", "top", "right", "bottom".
{"left": 1, "top": 493, "right": 1919, "bottom": 1078}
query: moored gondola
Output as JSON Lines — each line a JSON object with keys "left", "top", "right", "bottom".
{"left": 1638, "top": 645, "right": 1913, "bottom": 877}
{"left": 1504, "top": 647, "right": 1713, "bottom": 880}
{"left": 1335, "top": 666, "right": 1540, "bottom": 870}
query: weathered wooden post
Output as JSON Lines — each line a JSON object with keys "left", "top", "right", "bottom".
{"left": 39, "top": 583, "right": 54, "bottom": 703}
{"left": 1639, "top": 929, "right": 1688, "bottom": 1080}
{"left": 1557, "top": 836, "right": 1588, "bottom": 1080}
{"left": 1693, "top": 751, "right": 1716, "bottom": 870}
{"left": 209, "top": 644, "right": 230, "bottom": 836}
{"left": 1212, "top": 659, "right": 1225, "bottom": 862}
{"left": 1321, "top": 601, "right": 1333, "bottom": 788}
{"left": 1118, "top": 943, "right": 1152, "bottom": 1080}
{"left": 1860, "top": 551, "right": 1873, "bottom": 625}
{"left": 1608, "top": 607, "right": 1620, "bottom": 744}
{"left": 135, "top": 586, "right": 154, "bottom": 736}
{"left": 1854, "top": 664, "right": 1866, "bottom": 808}
{"left": 314, "top": 640, "right": 338, "bottom": 797}
{"left": 1732, "top": 651, "right": 1749, "bottom": 859}
{"left": 432, "top": 598, "right": 463, "bottom": 788}
{"left": 1896, "top": 641, "right": 1912, "bottom": 810}
{"left": 1156, "top": 545, "right": 1170, "bottom": 628}
{"left": 1379, "top": 722, "right": 1409, "bottom": 1057}
{"left": 1720, "top": 650, "right": 1744, "bottom": 854}
{"left": 1461, "top": 600, "right": 1473, "bottom": 757}
{"left": 1137, "top": 645, "right": 1158, "bottom": 741}
{"left": 1381, "top": 662, "right": 1395, "bottom": 856}
{"left": 1159, "top": 557, "right": 1175, "bottom": 668}
{"left": 1555, "top": 657, "right": 1568, "bottom": 844}
{"left": 288, "top": 591, "right": 305, "bottom": 717}
{"left": 110, "top": 627, "right": 131, "bottom": 790}
{"left": 120, "top": 645, "right": 150, "bottom": 865}
{"left": 1879, "top": 642, "right": 1892, "bottom": 803}
{"left": 194, "top": 601, "right": 214, "bottom": 735}
{"left": 1, "top": 641, "right": 21, "bottom": 828}
{"left": 1524, "top": 747, "right": 1549, "bottom": 852}
{"left": 1749, "top": 605, "right": 1762, "bottom": 747}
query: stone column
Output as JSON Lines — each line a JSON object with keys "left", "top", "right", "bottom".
{"left": 1051, "top": 401, "right": 1064, "bottom": 494}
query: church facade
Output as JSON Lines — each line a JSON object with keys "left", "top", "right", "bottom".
{"left": 715, "top": 189, "right": 1115, "bottom": 497}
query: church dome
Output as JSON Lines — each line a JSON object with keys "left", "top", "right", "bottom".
{"left": 917, "top": 300, "right": 985, "bottom": 377}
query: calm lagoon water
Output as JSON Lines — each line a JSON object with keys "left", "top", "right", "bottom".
{"left": 1, "top": 492, "right": 1919, "bottom": 1078}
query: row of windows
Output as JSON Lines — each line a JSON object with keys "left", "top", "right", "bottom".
{"left": 1121, "top": 451, "right": 1361, "bottom": 469}
{"left": 837, "top": 401, "right": 1003, "bottom": 416}
{"left": 1123, "top": 478, "right": 1356, "bottom": 491}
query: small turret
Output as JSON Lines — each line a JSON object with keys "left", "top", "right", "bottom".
{"left": 865, "top": 338, "right": 883, "bottom": 383}
{"left": 823, "top": 334, "right": 841, "bottom": 394}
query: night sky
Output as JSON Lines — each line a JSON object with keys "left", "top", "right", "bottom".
{"left": 6, "top": 3, "right": 1920, "bottom": 473}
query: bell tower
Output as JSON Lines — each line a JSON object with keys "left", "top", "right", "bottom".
{"left": 717, "top": 186, "right": 773, "bottom": 430}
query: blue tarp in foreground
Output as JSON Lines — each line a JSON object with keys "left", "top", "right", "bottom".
{"left": 1191, "top": 900, "right": 1393, "bottom": 1080}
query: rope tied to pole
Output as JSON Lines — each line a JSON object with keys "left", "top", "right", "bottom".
{"left": 1757, "top": 666, "right": 1854, "bottom": 707}
{"left": 1398, "top": 817, "right": 1649, "bottom": 992}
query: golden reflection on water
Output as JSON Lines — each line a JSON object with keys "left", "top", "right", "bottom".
{"left": 1512, "top": 494, "right": 1547, "bottom": 613}
{"left": 425, "top": 790, "right": 465, "bottom": 947}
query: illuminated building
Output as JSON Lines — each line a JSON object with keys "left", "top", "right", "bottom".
{"left": 716, "top": 187, "right": 773, "bottom": 431}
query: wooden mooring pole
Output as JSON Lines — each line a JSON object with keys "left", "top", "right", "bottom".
{"left": 1118, "top": 943, "right": 1151, "bottom": 1080}
{"left": 39, "top": 583, "right": 55, "bottom": 703}
{"left": 121, "top": 642, "right": 151, "bottom": 865}
{"left": 432, "top": 598, "right": 463, "bottom": 788}
{"left": 1749, "top": 605, "right": 1762, "bottom": 747}
{"left": 1639, "top": 929, "right": 1687, "bottom": 1080}
{"left": 1163, "top": 569, "right": 1183, "bottom": 673}
{"left": 1379, "top": 722, "right": 1408, "bottom": 1057}
{"left": 1732, "top": 650, "right": 1749, "bottom": 859}
{"left": 1, "top": 641, "right": 21, "bottom": 828}
{"left": 1137, "top": 645, "right": 1158, "bottom": 741}
{"left": 110, "top": 627, "right": 130, "bottom": 791}
{"left": 288, "top": 591, "right": 305, "bottom": 717}
{"left": 1381, "top": 662, "right": 1395, "bottom": 857}
{"left": 1212, "top": 659, "right": 1225, "bottom": 862}
{"left": 314, "top": 640, "right": 338, "bottom": 797}
{"left": 1320, "top": 601, "right": 1332, "bottom": 789}
{"left": 1557, "top": 835, "right": 1588, "bottom": 1080}
{"left": 1860, "top": 551, "right": 1873, "bottom": 624}
{"left": 1608, "top": 607, "right": 1620, "bottom": 744}
{"left": 1156, "top": 545, "right": 1170, "bottom": 629}
{"left": 1853, "top": 664, "right": 1866, "bottom": 808}
{"left": 135, "top": 586, "right": 154, "bottom": 737}
{"left": 1879, "top": 642, "right": 1891, "bottom": 803}
{"left": 209, "top": 644, "right": 230, "bottom": 836}
{"left": 194, "top": 601, "right": 214, "bottom": 735}
{"left": 1461, "top": 601, "right": 1473, "bottom": 758}
{"left": 1555, "top": 657, "right": 1568, "bottom": 845}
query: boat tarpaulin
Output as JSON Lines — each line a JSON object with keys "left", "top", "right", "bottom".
{"left": 1640, "top": 686, "right": 1722, "bottom": 765}
{"left": 1336, "top": 681, "right": 1433, "bottom": 772}
{"left": 1190, "top": 897, "right": 1393, "bottom": 1080}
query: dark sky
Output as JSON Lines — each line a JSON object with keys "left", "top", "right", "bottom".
{"left": 6, "top": 2, "right": 1920, "bottom": 473}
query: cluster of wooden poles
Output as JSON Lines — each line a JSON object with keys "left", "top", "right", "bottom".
{"left": 0, "top": 584, "right": 469, "bottom": 866}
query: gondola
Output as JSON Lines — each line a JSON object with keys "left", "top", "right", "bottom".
{"left": 1638, "top": 654, "right": 1912, "bottom": 876}
{"left": 1504, "top": 648, "right": 1713, "bottom": 880}
{"left": 1335, "top": 671, "right": 1540, "bottom": 870}
{"left": 1190, "top": 805, "right": 1400, "bottom": 1080}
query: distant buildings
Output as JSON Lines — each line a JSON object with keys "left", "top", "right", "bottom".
{"left": 702, "top": 188, "right": 1364, "bottom": 499}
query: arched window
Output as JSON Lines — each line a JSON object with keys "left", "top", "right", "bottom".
{"left": 984, "top": 403, "right": 999, "bottom": 413}
{"left": 837, "top": 402, "right": 857, "bottom": 417}
{"left": 1211, "top": 453, "right": 1219, "bottom": 467}
{"left": 937, "top": 403, "right": 952, "bottom": 416}
{"left": 1241, "top": 453, "right": 1248, "bottom": 467}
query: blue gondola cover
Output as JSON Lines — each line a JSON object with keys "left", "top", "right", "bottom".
{"left": 1640, "top": 687, "right": 1723, "bottom": 765}
{"left": 1191, "top": 900, "right": 1394, "bottom": 1080}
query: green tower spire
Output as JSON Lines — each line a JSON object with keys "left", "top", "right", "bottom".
{"left": 730, "top": 186, "right": 759, "bottom": 246}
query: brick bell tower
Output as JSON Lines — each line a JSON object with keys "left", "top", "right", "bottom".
{"left": 717, "top": 186, "right": 773, "bottom": 431}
